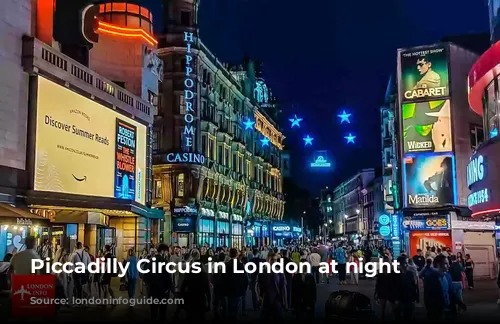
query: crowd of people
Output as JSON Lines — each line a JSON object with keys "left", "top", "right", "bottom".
{"left": 2, "top": 236, "right": 496, "bottom": 321}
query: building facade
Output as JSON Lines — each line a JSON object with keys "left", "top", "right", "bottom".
{"left": 1, "top": 0, "right": 162, "bottom": 261}
{"left": 396, "top": 40, "right": 496, "bottom": 277}
{"left": 332, "top": 169, "right": 375, "bottom": 239}
{"left": 152, "top": 0, "right": 285, "bottom": 249}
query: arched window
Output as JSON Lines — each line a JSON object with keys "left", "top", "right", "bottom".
{"left": 202, "top": 69, "right": 208, "bottom": 84}
{"left": 176, "top": 173, "right": 184, "bottom": 197}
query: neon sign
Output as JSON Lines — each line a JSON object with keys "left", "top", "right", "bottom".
{"left": 378, "top": 214, "right": 390, "bottom": 226}
{"left": 468, "top": 188, "right": 489, "bottom": 208}
{"left": 183, "top": 32, "right": 195, "bottom": 150}
{"left": 467, "top": 155, "right": 485, "bottom": 187}
{"left": 391, "top": 214, "right": 400, "bottom": 238}
{"left": 167, "top": 153, "right": 205, "bottom": 164}
{"left": 311, "top": 155, "right": 331, "bottom": 168}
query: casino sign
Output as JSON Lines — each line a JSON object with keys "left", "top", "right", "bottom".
{"left": 466, "top": 147, "right": 499, "bottom": 217}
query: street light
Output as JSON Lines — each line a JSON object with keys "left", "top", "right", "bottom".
{"left": 329, "top": 219, "right": 333, "bottom": 224}
{"left": 344, "top": 214, "right": 348, "bottom": 219}
{"left": 356, "top": 209, "right": 360, "bottom": 214}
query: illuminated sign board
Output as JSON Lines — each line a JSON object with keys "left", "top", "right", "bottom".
{"left": 183, "top": 32, "right": 196, "bottom": 150}
{"left": 379, "top": 225, "right": 391, "bottom": 237}
{"left": 173, "top": 206, "right": 197, "bottom": 215}
{"left": 273, "top": 225, "right": 291, "bottom": 232}
{"left": 293, "top": 226, "right": 302, "bottom": 233}
{"left": 467, "top": 155, "right": 485, "bottom": 187}
{"left": 311, "top": 156, "right": 331, "bottom": 168}
{"left": 34, "top": 77, "right": 146, "bottom": 205}
{"left": 172, "top": 217, "right": 194, "bottom": 232}
{"left": 166, "top": 153, "right": 205, "bottom": 164}
{"left": 378, "top": 214, "right": 390, "bottom": 226}
{"left": 391, "top": 214, "right": 400, "bottom": 237}
{"left": 402, "top": 215, "right": 450, "bottom": 230}
{"left": 468, "top": 188, "right": 489, "bottom": 208}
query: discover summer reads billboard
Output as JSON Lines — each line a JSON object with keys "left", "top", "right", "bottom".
{"left": 34, "top": 76, "right": 146, "bottom": 205}
{"left": 399, "top": 45, "right": 449, "bottom": 102}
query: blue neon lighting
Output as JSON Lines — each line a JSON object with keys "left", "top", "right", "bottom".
{"left": 344, "top": 133, "right": 356, "bottom": 144}
{"left": 310, "top": 155, "right": 331, "bottom": 168}
{"left": 338, "top": 110, "right": 351, "bottom": 124}
{"left": 303, "top": 135, "right": 314, "bottom": 146}
{"left": 289, "top": 115, "right": 303, "bottom": 128}
{"left": 490, "top": 128, "right": 498, "bottom": 138}
{"left": 243, "top": 118, "right": 255, "bottom": 130}
{"left": 260, "top": 137, "right": 270, "bottom": 147}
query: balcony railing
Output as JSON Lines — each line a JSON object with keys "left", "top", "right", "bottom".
{"left": 22, "top": 37, "right": 155, "bottom": 124}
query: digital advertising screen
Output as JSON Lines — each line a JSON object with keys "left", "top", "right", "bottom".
{"left": 399, "top": 45, "right": 449, "bottom": 102}
{"left": 402, "top": 100, "right": 452, "bottom": 153}
{"left": 403, "top": 153, "right": 456, "bottom": 207}
{"left": 34, "top": 76, "right": 147, "bottom": 205}
{"left": 409, "top": 230, "right": 452, "bottom": 257}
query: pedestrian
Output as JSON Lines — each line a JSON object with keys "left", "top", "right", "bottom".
{"left": 335, "top": 244, "right": 347, "bottom": 285}
{"left": 464, "top": 254, "right": 475, "bottom": 289}
{"left": 412, "top": 249, "right": 425, "bottom": 271}
{"left": 222, "top": 248, "right": 247, "bottom": 319}
{"left": 181, "top": 249, "right": 211, "bottom": 321}
{"left": 144, "top": 243, "right": 172, "bottom": 320}
{"left": 374, "top": 256, "right": 398, "bottom": 320}
{"left": 448, "top": 255, "right": 467, "bottom": 315}
{"left": 422, "top": 254, "right": 449, "bottom": 319}
{"left": 291, "top": 257, "right": 316, "bottom": 319}
{"left": 212, "top": 253, "right": 227, "bottom": 319}
{"left": 10, "top": 236, "right": 40, "bottom": 275}
{"left": 256, "top": 252, "right": 287, "bottom": 320}
{"left": 308, "top": 248, "right": 321, "bottom": 284}
{"left": 394, "top": 256, "right": 418, "bottom": 320}
{"left": 100, "top": 244, "right": 116, "bottom": 300}
{"left": 348, "top": 251, "right": 359, "bottom": 285}
{"left": 126, "top": 248, "right": 138, "bottom": 302}
{"left": 248, "top": 249, "right": 263, "bottom": 311}
{"left": 70, "top": 242, "right": 90, "bottom": 299}
{"left": 172, "top": 253, "right": 189, "bottom": 320}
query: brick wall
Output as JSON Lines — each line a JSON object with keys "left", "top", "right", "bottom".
{"left": 0, "top": 0, "right": 31, "bottom": 170}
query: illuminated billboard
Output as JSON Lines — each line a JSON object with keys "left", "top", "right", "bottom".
{"left": 402, "top": 100, "right": 452, "bottom": 153}
{"left": 310, "top": 151, "right": 332, "bottom": 168}
{"left": 34, "top": 76, "right": 147, "bottom": 205}
{"left": 403, "top": 153, "right": 456, "bottom": 207}
{"left": 399, "top": 45, "right": 449, "bottom": 102}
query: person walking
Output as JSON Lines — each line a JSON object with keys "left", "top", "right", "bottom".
{"left": 223, "top": 248, "right": 248, "bottom": 319}
{"left": 257, "top": 252, "right": 287, "bottom": 320}
{"left": 335, "top": 244, "right": 347, "bottom": 285}
{"left": 144, "top": 244, "right": 172, "bottom": 320}
{"left": 70, "top": 242, "right": 90, "bottom": 299}
{"left": 126, "top": 248, "right": 138, "bottom": 302}
{"left": 10, "top": 236, "right": 40, "bottom": 275}
{"left": 181, "top": 249, "right": 211, "bottom": 321}
{"left": 464, "top": 254, "right": 475, "bottom": 289}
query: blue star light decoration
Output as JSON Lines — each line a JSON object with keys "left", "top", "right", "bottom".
{"left": 289, "top": 115, "right": 303, "bottom": 128}
{"left": 490, "top": 128, "right": 498, "bottom": 138}
{"left": 243, "top": 118, "right": 255, "bottom": 130}
{"left": 344, "top": 133, "right": 356, "bottom": 144}
{"left": 338, "top": 110, "right": 352, "bottom": 124}
{"left": 303, "top": 135, "right": 314, "bottom": 146}
{"left": 260, "top": 137, "right": 270, "bottom": 147}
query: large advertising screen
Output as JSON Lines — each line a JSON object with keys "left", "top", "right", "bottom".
{"left": 399, "top": 45, "right": 449, "bottom": 102}
{"left": 403, "top": 153, "right": 456, "bottom": 207}
{"left": 409, "top": 231, "right": 452, "bottom": 257}
{"left": 34, "top": 76, "right": 147, "bottom": 205}
{"left": 402, "top": 100, "right": 452, "bottom": 153}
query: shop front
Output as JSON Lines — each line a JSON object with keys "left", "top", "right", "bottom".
{"left": 216, "top": 211, "right": 230, "bottom": 247}
{"left": 198, "top": 207, "right": 215, "bottom": 247}
{"left": 271, "top": 222, "right": 293, "bottom": 247}
{"left": 402, "top": 212, "right": 452, "bottom": 256}
{"left": 344, "top": 217, "right": 358, "bottom": 239}
{"left": 231, "top": 214, "right": 244, "bottom": 250}
{"left": 0, "top": 204, "right": 51, "bottom": 260}
{"left": 172, "top": 216, "right": 195, "bottom": 247}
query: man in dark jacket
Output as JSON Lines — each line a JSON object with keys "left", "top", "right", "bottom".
{"left": 223, "top": 248, "right": 248, "bottom": 319}
{"left": 181, "top": 249, "right": 211, "bottom": 321}
{"left": 256, "top": 252, "right": 287, "bottom": 320}
{"left": 144, "top": 243, "right": 172, "bottom": 321}
{"left": 394, "top": 256, "right": 418, "bottom": 320}
{"left": 249, "top": 248, "right": 263, "bottom": 311}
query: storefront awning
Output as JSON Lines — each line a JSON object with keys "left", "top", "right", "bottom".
{"left": 0, "top": 203, "right": 50, "bottom": 226}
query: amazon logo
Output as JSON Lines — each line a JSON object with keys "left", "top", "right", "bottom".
{"left": 72, "top": 174, "right": 87, "bottom": 182}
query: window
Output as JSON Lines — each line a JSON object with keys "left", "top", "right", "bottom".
{"left": 202, "top": 69, "right": 208, "bottom": 84}
{"left": 176, "top": 173, "right": 184, "bottom": 197}
{"left": 201, "top": 100, "right": 208, "bottom": 118}
{"left": 180, "top": 11, "right": 191, "bottom": 26}
{"left": 208, "top": 136, "right": 215, "bottom": 159}
{"left": 224, "top": 146, "right": 230, "bottom": 167}
{"left": 148, "top": 90, "right": 158, "bottom": 108}
{"left": 486, "top": 82, "right": 498, "bottom": 139}
{"left": 246, "top": 160, "right": 251, "bottom": 177}
{"left": 217, "top": 145, "right": 223, "bottom": 164}
{"left": 470, "top": 124, "right": 484, "bottom": 150}
{"left": 179, "top": 95, "right": 186, "bottom": 114}
{"left": 202, "top": 134, "right": 207, "bottom": 156}
{"left": 152, "top": 130, "right": 159, "bottom": 152}
{"left": 154, "top": 179, "right": 162, "bottom": 198}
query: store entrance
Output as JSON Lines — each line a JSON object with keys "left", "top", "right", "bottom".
{"left": 97, "top": 226, "right": 116, "bottom": 254}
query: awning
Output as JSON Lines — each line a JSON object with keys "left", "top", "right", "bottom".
{"left": 0, "top": 203, "right": 50, "bottom": 226}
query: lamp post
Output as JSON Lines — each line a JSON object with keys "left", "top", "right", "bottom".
{"left": 323, "top": 223, "right": 328, "bottom": 244}
{"left": 301, "top": 211, "right": 305, "bottom": 245}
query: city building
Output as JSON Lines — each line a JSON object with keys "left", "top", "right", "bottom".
{"left": 332, "top": 169, "right": 375, "bottom": 240}
{"left": 1, "top": 0, "right": 162, "bottom": 261}
{"left": 396, "top": 40, "right": 496, "bottom": 277}
{"left": 152, "top": 0, "right": 285, "bottom": 249}
{"left": 380, "top": 76, "right": 399, "bottom": 215}
{"left": 362, "top": 176, "right": 385, "bottom": 245}
{"left": 467, "top": 0, "right": 500, "bottom": 258}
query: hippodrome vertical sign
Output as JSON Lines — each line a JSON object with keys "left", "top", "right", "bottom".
{"left": 183, "top": 32, "right": 195, "bottom": 149}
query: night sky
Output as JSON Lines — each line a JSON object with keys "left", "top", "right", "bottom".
{"left": 142, "top": 0, "right": 489, "bottom": 195}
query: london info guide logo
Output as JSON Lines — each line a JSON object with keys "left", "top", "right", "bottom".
{"left": 402, "top": 100, "right": 452, "bottom": 153}
{"left": 403, "top": 153, "right": 456, "bottom": 207}
{"left": 399, "top": 45, "right": 449, "bottom": 102}
{"left": 11, "top": 275, "right": 56, "bottom": 317}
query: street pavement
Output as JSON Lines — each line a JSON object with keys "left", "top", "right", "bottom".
{"left": 1, "top": 277, "right": 500, "bottom": 321}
